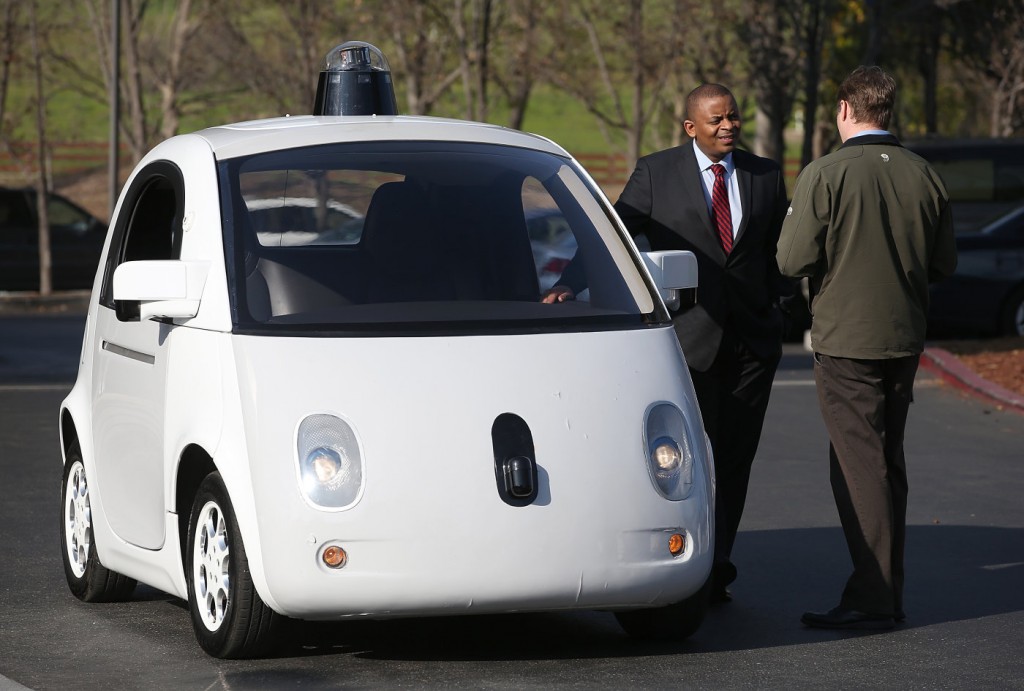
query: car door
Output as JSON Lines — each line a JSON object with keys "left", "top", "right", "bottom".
{"left": 90, "top": 162, "right": 184, "bottom": 550}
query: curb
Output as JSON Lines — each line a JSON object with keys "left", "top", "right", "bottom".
{"left": 921, "top": 347, "right": 1024, "bottom": 414}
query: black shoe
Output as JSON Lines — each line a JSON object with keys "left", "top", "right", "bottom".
{"left": 714, "top": 561, "right": 738, "bottom": 587}
{"left": 708, "top": 561, "right": 736, "bottom": 604}
{"left": 895, "top": 609, "right": 906, "bottom": 623}
{"left": 801, "top": 606, "right": 895, "bottom": 630}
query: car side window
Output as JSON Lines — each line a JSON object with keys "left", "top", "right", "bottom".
{"left": 99, "top": 162, "right": 185, "bottom": 315}
{"left": 47, "top": 196, "right": 95, "bottom": 236}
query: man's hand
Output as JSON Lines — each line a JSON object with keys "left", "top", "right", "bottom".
{"left": 541, "top": 285, "right": 575, "bottom": 304}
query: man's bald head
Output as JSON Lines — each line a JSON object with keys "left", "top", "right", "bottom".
{"left": 685, "top": 84, "right": 735, "bottom": 120}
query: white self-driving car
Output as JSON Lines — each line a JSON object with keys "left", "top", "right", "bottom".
{"left": 58, "top": 46, "right": 712, "bottom": 660}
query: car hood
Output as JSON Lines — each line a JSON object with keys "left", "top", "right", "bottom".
{"left": 231, "top": 326, "right": 696, "bottom": 467}
{"left": 228, "top": 326, "right": 702, "bottom": 524}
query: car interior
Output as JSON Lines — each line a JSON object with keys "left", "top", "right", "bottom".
{"left": 230, "top": 149, "right": 650, "bottom": 330}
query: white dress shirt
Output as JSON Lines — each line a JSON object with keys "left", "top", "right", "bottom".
{"left": 693, "top": 139, "right": 743, "bottom": 242}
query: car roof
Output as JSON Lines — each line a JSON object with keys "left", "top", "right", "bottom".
{"left": 192, "top": 114, "right": 569, "bottom": 161}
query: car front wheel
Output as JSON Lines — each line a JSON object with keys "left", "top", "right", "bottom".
{"left": 186, "top": 471, "right": 279, "bottom": 658}
{"left": 1001, "top": 285, "right": 1024, "bottom": 336}
{"left": 614, "top": 580, "right": 710, "bottom": 640}
{"left": 60, "top": 445, "right": 137, "bottom": 602}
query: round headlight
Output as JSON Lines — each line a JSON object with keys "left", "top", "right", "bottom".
{"left": 296, "top": 414, "right": 363, "bottom": 510}
{"left": 643, "top": 403, "right": 698, "bottom": 500}
{"left": 307, "top": 447, "right": 344, "bottom": 485}
{"left": 651, "top": 437, "right": 682, "bottom": 472}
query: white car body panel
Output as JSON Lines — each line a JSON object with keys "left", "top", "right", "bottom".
{"left": 228, "top": 327, "right": 711, "bottom": 617}
{"left": 59, "top": 113, "right": 714, "bottom": 624}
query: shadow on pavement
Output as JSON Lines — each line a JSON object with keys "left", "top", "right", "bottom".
{"left": 212, "top": 524, "right": 1024, "bottom": 663}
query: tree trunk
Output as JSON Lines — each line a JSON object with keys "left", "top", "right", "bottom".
{"left": 121, "top": 0, "right": 149, "bottom": 162}
{"left": 504, "top": 0, "right": 538, "bottom": 131}
{"left": 157, "top": 0, "right": 194, "bottom": 140}
{"left": 862, "top": 0, "right": 884, "bottom": 64}
{"left": 919, "top": 6, "right": 942, "bottom": 135}
{"left": 627, "top": 0, "right": 643, "bottom": 169}
{"left": 800, "top": 0, "right": 825, "bottom": 167}
{"left": 0, "top": 0, "right": 13, "bottom": 125}
{"left": 754, "top": 108, "right": 785, "bottom": 164}
{"left": 29, "top": 0, "right": 51, "bottom": 296}
{"left": 474, "top": 0, "right": 492, "bottom": 122}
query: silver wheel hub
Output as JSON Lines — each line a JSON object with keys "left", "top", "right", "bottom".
{"left": 64, "top": 462, "right": 91, "bottom": 579}
{"left": 192, "top": 501, "right": 230, "bottom": 632}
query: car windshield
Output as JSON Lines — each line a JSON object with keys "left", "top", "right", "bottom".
{"left": 220, "top": 140, "right": 664, "bottom": 334}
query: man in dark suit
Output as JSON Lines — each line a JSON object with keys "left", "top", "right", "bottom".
{"left": 544, "top": 84, "right": 789, "bottom": 603}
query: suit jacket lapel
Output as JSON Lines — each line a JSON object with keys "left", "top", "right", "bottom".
{"left": 677, "top": 144, "right": 725, "bottom": 262}
{"left": 679, "top": 143, "right": 720, "bottom": 240}
{"left": 734, "top": 156, "right": 753, "bottom": 247}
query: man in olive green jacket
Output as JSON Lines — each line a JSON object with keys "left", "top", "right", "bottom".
{"left": 777, "top": 66, "right": 957, "bottom": 630}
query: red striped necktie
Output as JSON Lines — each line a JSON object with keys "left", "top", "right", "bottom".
{"left": 711, "top": 163, "right": 732, "bottom": 254}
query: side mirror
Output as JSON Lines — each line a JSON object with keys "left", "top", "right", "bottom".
{"left": 641, "top": 250, "right": 698, "bottom": 311}
{"left": 113, "top": 260, "right": 209, "bottom": 321}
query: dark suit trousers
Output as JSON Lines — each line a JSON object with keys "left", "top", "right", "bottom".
{"left": 813, "top": 353, "right": 919, "bottom": 616}
{"left": 689, "top": 329, "right": 779, "bottom": 584}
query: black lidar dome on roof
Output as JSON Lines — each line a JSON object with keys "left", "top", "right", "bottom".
{"left": 313, "top": 41, "right": 399, "bottom": 116}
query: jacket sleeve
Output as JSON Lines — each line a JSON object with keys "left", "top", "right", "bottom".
{"left": 928, "top": 197, "right": 958, "bottom": 283}
{"left": 767, "top": 168, "right": 793, "bottom": 300}
{"left": 613, "top": 158, "right": 654, "bottom": 238}
{"left": 777, "top": 166, "right": 828, "bottom": 280}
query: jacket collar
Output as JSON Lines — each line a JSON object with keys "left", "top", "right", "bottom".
{"left": 839, "top": 133, "right": 903, "bottom": 149}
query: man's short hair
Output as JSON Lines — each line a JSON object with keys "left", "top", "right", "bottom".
{"left": 837, "top": 66, "right": 896, "bottom": 130}
{"left": 685, "top": 84, "right": 735, "bottom": 120}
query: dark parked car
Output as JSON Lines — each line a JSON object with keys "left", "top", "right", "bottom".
{"left": 0, "top": 187, "right": 107, "bottom": 291}
{"left": 929, "top": 204, "right": 1024, "bottom": 337}
{"left": 905, "top": 138, "right": 1024, "bottom": 234}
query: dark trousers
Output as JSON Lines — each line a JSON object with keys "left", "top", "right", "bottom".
{"left": 813, "top": 352, "right": 919, "bottom": 616}
{"left": 689, "top": 331, "right": 779, "bottom": 585}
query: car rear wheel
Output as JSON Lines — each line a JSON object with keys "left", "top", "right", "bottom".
{"left": 614, "top": 580, "right": 710, "bottom": 640}
{"left": 60, "top": 445, "right": 137, "bottom": 602}
{"left": 186, "top": 471, "right": 279, "bottom": 658}
{"left": 1001, "top": 285, "right": 1024, "bottom": 336}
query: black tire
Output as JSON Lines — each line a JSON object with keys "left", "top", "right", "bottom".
{"left": 614, "top": 579, "right": 710, "bottom": 640}
{"left": 186, "top": 471, "right": 280, "bottom": 658}
{"left": 1000, "top": 285, "right": 1024, "bottom": 336}
{"left": 60, "top": 444, "right": 137, "bottom": 602}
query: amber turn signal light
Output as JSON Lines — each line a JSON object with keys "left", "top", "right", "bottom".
{"left": 668, "top": 533, "right": 685, "bottom": 556}
{"left": 321, "top": 545, "right": 348, "bottom": 569}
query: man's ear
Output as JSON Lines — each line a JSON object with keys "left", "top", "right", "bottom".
{"left": 837, "top": 100, "right": 852, "bottom": 123}
{"left": 683, "top": 119, "right": 696, "bottom": 137}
